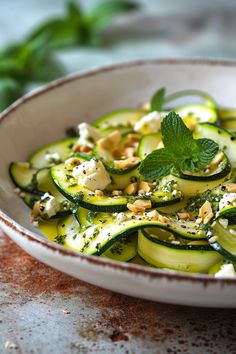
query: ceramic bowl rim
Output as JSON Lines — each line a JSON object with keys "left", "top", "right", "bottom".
{"left": 1, "top": 57, "right": 236, "bottom": 285}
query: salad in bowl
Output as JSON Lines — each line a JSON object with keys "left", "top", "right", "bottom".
{"left": 9, "top": 88, "right": 236, "bottom": 278}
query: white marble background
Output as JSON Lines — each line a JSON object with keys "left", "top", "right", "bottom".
{"left": 1, "top": 0, "right": 236, "bottom": 74}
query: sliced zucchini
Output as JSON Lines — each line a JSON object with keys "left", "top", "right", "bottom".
{"left": 102, "top": 235, "right": 137, "bottom": 262}
{"left": 9, "top": 162, "right": 38, "bottom": 192}
{"left": 138, "top": 229, "right": 222, "bottom": 273}
{"left": 159, "top": 154, "right": 231, "bottom": 197}
{"left": 20, "top": 191, "right": 41, "bottom": 209}
{"left": 206, "top": 221, "right": 236, "bottom": 263}
{"left": 221, "top": 118, "right": 236, "bottom": 131}
{"left": 175, "top": 105, "right": 218, "bottom": 126}
{"left": 198, "top": 123, "right": 236, "bottom": 168}
{"left": 165, "top": 90, "right": 216, "bottom": 109}
{"left": 28, "top": 137, "right": 77, "bottom": 169}
{"left": 93, "top": 109, "right": 144, "bottom": 131}
{"left": 137, "top": 132, "right": 162, "bottom": 159}
{"left": 216, "top": 206, "right": 236, "bottom": 225}
{"left": 53, "top": 208, "right": 206, "bottom": 255}
{"left": 51, "top": 163, "right": 181, "bottom": 212}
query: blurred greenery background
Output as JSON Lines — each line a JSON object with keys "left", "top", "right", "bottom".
{"left": 1, "top": 0, "right": 236, "bottom": 111}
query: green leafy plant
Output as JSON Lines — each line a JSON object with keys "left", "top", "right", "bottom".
{"left": 0, "top": 0, "right": 139, "bottom": 111}
{"left": 139, "top": 112, "right": 219, "bottom": 180}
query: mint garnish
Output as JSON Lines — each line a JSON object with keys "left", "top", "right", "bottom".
{"left": 150, "top": 87, "right": 166, "bottom": 112}
{"left": 139, "top": 112, "right": 219, "bottom": 180}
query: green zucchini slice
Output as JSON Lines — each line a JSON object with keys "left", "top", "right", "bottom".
{"left": 206, "top": 221, "right": 236, "bottom": 263}
{"left": 9, "top": 162, "right": 38, "bottom": 192}
{"left": 51, "top": 163, "right": 181, "bottom": 212}
{"left": 216, "top": 206, "right": 236, "bottom": 225}
{"left": 54, "top": 208, "right": 206, "bottom": 255}
{"left": 175, "top": 105, "right": 218, "bottom": 125}
{"left": 138, "top": 229, "right": 222, "bottom": 273}
{"left": 137, "top": 132, "right": 162, "bottom": 159}
{"left": 165, "top": 90, "right": 216, "bottom": 109}
{"left": 159, "top": 154, "right": 231, "bottom": 197}
{"left": 28, "top": 137, "right": 77, "bottom": 169}
{"left": 198, "top": 123, "right": 236, "bottom": 168}
{"left": 93, "top": 109, "right": 144, "bottom": 131}
{"left": 102, "top": 235, "right": 137, "bottom": 262}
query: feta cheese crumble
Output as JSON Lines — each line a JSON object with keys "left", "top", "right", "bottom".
{"left": 215, "top": 263, "right": 236, "bottom": 278}
{"left": 134, "top": 111, "right": 167, "bottom": 134}
{"left": 77, "top": 122, "right": 101, "bottom": 147}
{"left": 41, "top": 193, "right": 60, "bottom": 218}
{"left": 218, "top": 193, "right": 236, "bottom": 210}
{"left": 72, "top": 159, "right": 111, "bottom": 191}
{"left": 45, "top": 152, "right": 61, "bottom": 164}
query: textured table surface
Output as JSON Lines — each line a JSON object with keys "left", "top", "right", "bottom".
{"left": 1, "top": 233, "right": 236, "bottom": 354}
{"left": 1, "top": 1, "right": 236, "bottom": 353}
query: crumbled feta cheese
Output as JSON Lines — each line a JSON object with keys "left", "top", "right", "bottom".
{"left": 72, "top": 159, "right": 111, "bottom": 191}
{"left": 134, "top": 111, "right": 167, "bottom": 134}
{"left": 45, "top": 152, "right": 61, "bottom": 164}
{"left": 215, "top": 264, "right": 236, "bottom": 278}
{"left": 219, "top": 193, "right": 236, "bottom": 210}
{"left": 77, "top": 122, "right": 101, "bottom": 147}
{"left": 41, "top": 193, "right": 60, "bottom": 218}
{"left": 116, "top": 212, "right": 126, "bottom": 223}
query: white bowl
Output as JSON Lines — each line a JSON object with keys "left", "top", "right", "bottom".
{"left": 1, "top": 59, "right": 236, "bottom": 307}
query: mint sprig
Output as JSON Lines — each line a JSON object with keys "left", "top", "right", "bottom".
{"left": 139, "top": 112, "right": 219, "bottom": 180}
{"left": 150, "top": 87, "right": 166, "bottom": 112}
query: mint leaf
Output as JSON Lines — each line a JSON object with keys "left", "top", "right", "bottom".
{"left": 139, "top": 111, "right": 219, "bottom": 181}
{"left": 139, "top": 148, "right": 174, "bottom": 180}
{"left": 161, "top": 112, "right": 197, "bottom": 157}
{"left": 150, "top": 87, "right": 166, "bottom": 112}
{"left": 195, "top": 138, "right": 219, "bottom": 169}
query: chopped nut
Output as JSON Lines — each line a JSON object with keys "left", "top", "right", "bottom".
{"left": 209, "top": 151, "right": 224, "bottom": 170}
{"left": 146, "top": 209, "right": 159, "bottom": 220}
{"left": 198, "top": 200, "right": 214, "bottom": 224}
{"left": 139, "top": 181, "right": 151, "bottom": 193}
{"left": 114, "top": 157, "right": 140, "bottom": 169}
{"left": 140, "top": 102, "right": 150, "bottom": 111}
{"left": 127, "top": 134, "right": 140, "bottom": 143}
{"left": 112, "top": 190, "right": 123, "bottom": 196}
{"left": 127, "top": 199, "right": 152, "bottom": 213}
{"left": 72, "top": 143, "right": 81, "bottom": 152}
{"left": 125, "top": 147, "right": 136, "bottom": 158}
{"left": 178, "top": 212, "right": 191, "bottom": 221}
{"left": 158, "top": 214, "right": 170, "bottom": 224}
{"left": 97, "top": 130, "right": 121, "bottom": 150}
{"left": 94, "top": 189, "right": 104, "bottom": 196}
{"left": 133, "top": 199, "right": 152, "bottom": 209}
{"left": 31, "top": 201, "right": 41, "bottom": 219}
{"left": 113, "top": 148, "right": 124, "bottom": 158}
{"left": 80, "top": 145, "right": 92, "bottom": 153}
{"left": 226, "top": 183, "right": 236, "bottom": 193}
{"left": 65, "top": 157, "right": 81, "bottom": 166}
{"left": 124, "top": 183, "right": 138, "bottom": 195}
{"left": 127, "top": 203, "right": 145, "bottom": 213}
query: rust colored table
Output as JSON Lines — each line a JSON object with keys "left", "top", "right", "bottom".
{"left": 1, "top": 232, "right": 236, "bottom": 354}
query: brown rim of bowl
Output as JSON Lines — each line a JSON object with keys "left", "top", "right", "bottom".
{"left": 1, "top": 58, "right": 236, "bottom": 285}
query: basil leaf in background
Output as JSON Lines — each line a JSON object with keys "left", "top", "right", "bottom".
{"left": 0, "top": 78, "right": 22, "bottom": 111}
{"left": 0, "top": 0, "right": 139, "bottom": 111}
{"left": 150, "top": 87, "right": 166, "bottom": 112}
{"left": 88, "top": 0, "right": 139, "bottom": 31}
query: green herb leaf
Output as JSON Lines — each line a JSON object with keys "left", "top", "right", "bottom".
{"left": 139, "top": 111, "right": 219, "bottom": 180}
{"left": 0, "top": 78, "right": 23, "bottom": 111}
{"left": 195, "top": 138, "right": 219, "bottom": 169}
{"left": 150, "top": 87, "right": 166, "bottom": 112}
{"left": 139, "top": 148, "right": 174, "bottom": 180}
